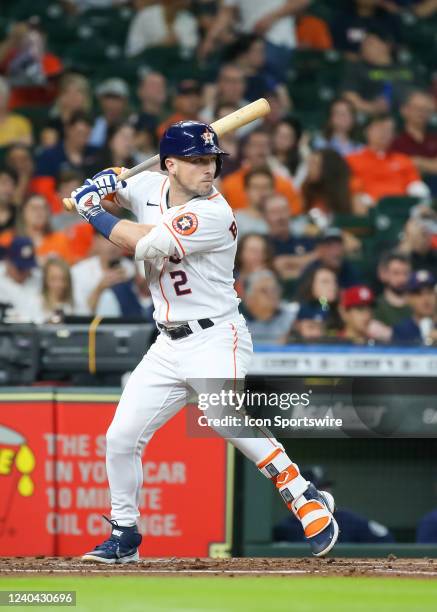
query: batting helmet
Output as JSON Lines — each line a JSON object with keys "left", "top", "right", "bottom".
{"left": 159, "top": 121, "right": 228, "bottom": 178}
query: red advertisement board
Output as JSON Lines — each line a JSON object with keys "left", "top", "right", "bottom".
{"left": 0, "top": 389, "right": 233, "bottom": 558}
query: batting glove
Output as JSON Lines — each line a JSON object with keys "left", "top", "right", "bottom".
{"left": 71, "top": 179, "right": 104, "bottom": 222}
{"left": 92, "top": 169, "right": 127, "bottom": 198}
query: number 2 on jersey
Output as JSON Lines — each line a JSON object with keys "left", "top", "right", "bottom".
{"left": 169, "top": 270, "right": 191, "bottom": 296}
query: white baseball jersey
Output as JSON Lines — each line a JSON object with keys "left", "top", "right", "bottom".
{"left": 115, "top": 171, "right": 240, "bottom": 325}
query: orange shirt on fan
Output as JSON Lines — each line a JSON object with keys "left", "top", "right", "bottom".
{"left": 297, "top": 15, "right": 333, "bottom": 50}
{"left": 221, "top": 167, "right": 302, "bottom": 215}
{"left": 346, "top": 148, "right": 421, "bottom": 202}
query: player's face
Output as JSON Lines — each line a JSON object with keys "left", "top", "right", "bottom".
{"left": 169, "top": 155, "right": 217, "bottom": 198}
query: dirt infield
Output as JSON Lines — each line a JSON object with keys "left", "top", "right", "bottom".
{"left": 0, "top": 556, "right": 436, "bottom": 578}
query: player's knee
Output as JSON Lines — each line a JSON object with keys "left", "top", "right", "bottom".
{"left": 106, "top": 426, "right": 137, "bottom": 455}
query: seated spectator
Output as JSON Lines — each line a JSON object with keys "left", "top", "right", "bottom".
{"left": 0, "top": 169, "right": 18, "bottom": 254}
{"left": 294, "top": 264, "right": 341, "bottom": 330}
{"left": 338, "top": 285, "right": 375, "bottom": 344}
{"left": 341, "top": 29, "right": 416, "bottom": 114}
{"left": 35, "top": 256, "right": 77, "bottom": 323}
{"left": 0, "top": 19, "right": 63, "bottom": 109}
{"left": 4, "top": 144, "right": 34, "bottom": 207}
{"left": 18, "top": 194, "right": 73, "bottom": 264}
{"left": 42, "top": 73, "right": 92, "bottom": 147}
{"left": 71, "top": 234, "right": 135, "bottom": 315}
{"left": 274, "top": 465, "right": 395, "bottom": 543}
{"left": 347, "top": 114, "right": 430, "bottom": 205}
{"left": 240, "top": 269, "right": 296, "bottom": 344}
{"left": 96, "top": 263, "right": 153, "bottom": 320}
{"left": 89, "top": 78, "right": 130, "bottom": 149}
{"left": 374, "top": 252, "right": 412, "bottom": 326}
{"left": 392, "top": 270, "right": 436, "bottom": 344}
{"left": 199, "top": 0, "right": 303, "bottom": 79}
{"left": 133, "top": 70, "right": 167, "bottom": 138}
{"left": 35, "top": 111, "right": 99, "bottom": 183}
{"left": 332, "top": 0, "right": 400, "bottom": 58}
{"left": 313, "top": 98, "right": 363, "bottom": 158}
{"left": 397, "top": 207, "right": 437, "bottom": 273}
{"left": 221, "top": 129, "right": 302, "bottom": 214}
{"left": 0, "top": 77, "right": 32, "bottom": 147}
{"left": 234, "top": 233, "right": 274, "bottom": 297}
{"left": 91, "top": 123, "right": 138, "bottom": 176}
{"left": 297, "top": 227, "right": 361, "bottom": 290}
{"left": 263, "top": 193, "right": 317, "bottom": 281}
{"left": 214, "top": 104, "right": 241, "bottom": 177}
{"left": 235, "top": 167, "right": 273, "bottom": 237}
{"left": 288, "top": 304, "right": 328, "bottom": 341}
{"left": 270, "top": 117, "right": 308, "bottom": 186}
{"left": 0, "top": 236, "right": 41, "bottom": 322}
{"left": 296, "top": 12, "right": 333, "bottom": 50}
{"left": 126, "top": 0, "right": 198, "bottom": 58}
{"left": 201, "top": 64, "right": 248, "bottom": 128}
{"left": 302, "top": 148, "right": 360, "bottom": 216}
{"left": 224, "top": 34, "right": 291, "bottom": 112}
{"left": 391, "top": 90, "right": 437, "bottom": 195}
{"left": 157, "top": 80, "right": 203, "bottom": 139}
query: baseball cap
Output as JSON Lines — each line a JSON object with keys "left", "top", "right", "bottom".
{"left": 6, "top": 237, "right": 37, "bottom": 270}
{"left": 177, "top": 79, "right": 201, "bottom": 95}
{"left": 296, "top": 304, "right": 328, "bottom": 322}
{"left": 96, "top": 78, "right": 129, "bottom": 98}
{"left": 405, "top": 270, "right": 436, "bottom": 293}
{"left": 319, "top": 227, "right": 343, "bottom": 244}
{"left": 341, "top": 285, "right": 374, "bottom": 309}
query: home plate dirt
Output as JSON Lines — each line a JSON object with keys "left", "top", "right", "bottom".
{"left": 0, "top": 557, "right": 436, "bottom": 578}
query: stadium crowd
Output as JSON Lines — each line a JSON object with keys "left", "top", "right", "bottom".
{"left": 0, "top": 0, "right": 437, "bottom": 345}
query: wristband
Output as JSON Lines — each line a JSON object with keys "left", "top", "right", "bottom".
{"left": 89, "top": 209, "right": 121, "bottom": 240}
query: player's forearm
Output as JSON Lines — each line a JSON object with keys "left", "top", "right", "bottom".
{"left": 109, "top": 220, "right": 156, "bottom": 254}
{"left": 203, "top": 6, "right": 233, "bottom": 46}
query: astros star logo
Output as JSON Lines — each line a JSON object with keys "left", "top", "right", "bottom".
{"left": 201, "top": 130, "right": 214, "bottom": 146}
{"left": 172, "top": 212, "right": 199, "bottom": 236}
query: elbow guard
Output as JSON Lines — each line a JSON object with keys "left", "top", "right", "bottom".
{"left": 135, "top": 226, "right": 180, "bottom": 261}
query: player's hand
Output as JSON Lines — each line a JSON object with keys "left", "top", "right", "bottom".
{"left": 92, "top": 168, "right": 127, "bottom": 199}
{"left": 71, "top": 179, "right": 103, "bottom": 222}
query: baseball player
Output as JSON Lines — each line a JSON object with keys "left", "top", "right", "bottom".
{"left": 70, "top": 121, "right": 338, "bottom": 563}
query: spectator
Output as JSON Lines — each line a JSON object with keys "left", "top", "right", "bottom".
{"left": 91, "top": 123, "right": 137, "bottom": 176}
{"left": 397, "top": 207, "right": 437, "bottom": 272}
{"left": 392, "top": 270, "right": 436, "bottom": 344}
{"left": 18, "top": 194, "right": 73, "bottom": 264}
{"left": 157, "top": 80, "right": 203, "bottom": 139}
{"left": 96, "top": 264, "right": 152, "bottom": 319}
{"left": 200, "top": 0, "right": 309, "bottom": 78}
{"left": 391, "top": 90, "right": 437, "bottom": 195}
{"left": 374, "top": 252, "right": 412, "bottom": 326}
{"left": 235, "top": 167, "right": 274, "bottom": 237}
{"left": 214, "top": 104, "right": 241, "bottom": 177}
{"left": 234, "top": 233, "right": 274, "bottom": 297}
{"left": 274, "top": 465, "right": 395, "bottom": 543}
{"left": 296, "top": 11, "right": 333, "bottom": 50}
{"left": 133, "top": 71, "right": 167, "bottom": 137}
{"left": 240, "top": 269, "right": 296, "bottom": 344}
{"left": 4, "top": 144, "right": 35, "bottom": 207}
{"left": 302, "top": 149, "right": 359, "bottom": 216}
{"left": 0, "top": 76, "right": 32, "bottom": 147}
{"left": 341, "top": 29, "right": 416, "bottom": 114}
{"left": 225, "top": 34, "right": 291, "bottom": 112}
{"left": 298, "top": 228, "right": 360, "bottom": 290}
{"left": 288, "top": 304, "right": 328, "bottom": 341}
{"left": 35, "top": 256, "right": 76, "bottom": 322}
{"left": 125, "top": 0, "right": 198, "bottom": 58}
{"left": 332, "top": 0, "right": 400, "bottom": 57}
{"left": 263, "top": 193, "right": 317, "bottom": 281}
{"left": 294, "top": 264, "right": 341, "bottom": 330}
{"left": 347, "top": 114, "right": 430, "bottom": 205}
{"left": 270, "top": 117, "right": 308, "bottom": 186}
{"left": 0, "top": 168, "right": 18, "bottom": 254}
{"left": 35, "top": 111, "right": 99, "bottom": 181}
{"left": 313, "top": 98, "right": 363, "bottom": 157}
{"left": 71, "top": 234, "right": 135, "bottom": 315}
{"left": 43, "top": 73, "right": 92, "bottom": 147}
{"left": 0, "top": 236, "right": 41, "bottom": 323}
{"left": 338, "top": 285, "right": 375, "bottom": 343}
{"left": 202, "top": 65, "right": 247, "bottom": 124}
{"left": 89, "top": 78, "right": 130, "bottom": 149}
{"left": 383, "top": 0, "right": 437, "bottom": 18}
{"left": 221, "top": 129, "right": 302, "bottom": 214}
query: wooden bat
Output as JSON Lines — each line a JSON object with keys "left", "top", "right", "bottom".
{"left": 62, "top": 97, "right": 271, "bottom": 211}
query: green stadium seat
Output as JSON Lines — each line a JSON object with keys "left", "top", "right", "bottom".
{"left": 333, "top": 214, "right": 374, "bottom": 238}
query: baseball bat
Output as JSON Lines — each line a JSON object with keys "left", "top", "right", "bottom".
{"left": 62, "top": 97, "right": 271, "bottom": 211}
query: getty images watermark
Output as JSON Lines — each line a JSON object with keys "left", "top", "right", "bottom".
{"left": 195, "top": 389, "right": 343, "bottom": 431}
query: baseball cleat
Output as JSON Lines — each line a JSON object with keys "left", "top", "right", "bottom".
{"left": 81, "top": 516, "right": 142, "bottom": 564}
{"left": 292, "top": 483, "right": 339, "bottom": 557}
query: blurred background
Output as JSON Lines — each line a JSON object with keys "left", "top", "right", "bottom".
{"left": 1, "top": 0, "right": 437, "bottom": 559}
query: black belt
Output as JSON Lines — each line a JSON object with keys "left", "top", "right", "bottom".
{"left": 157, "top": 318, "right": 214, "bottom": 340}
